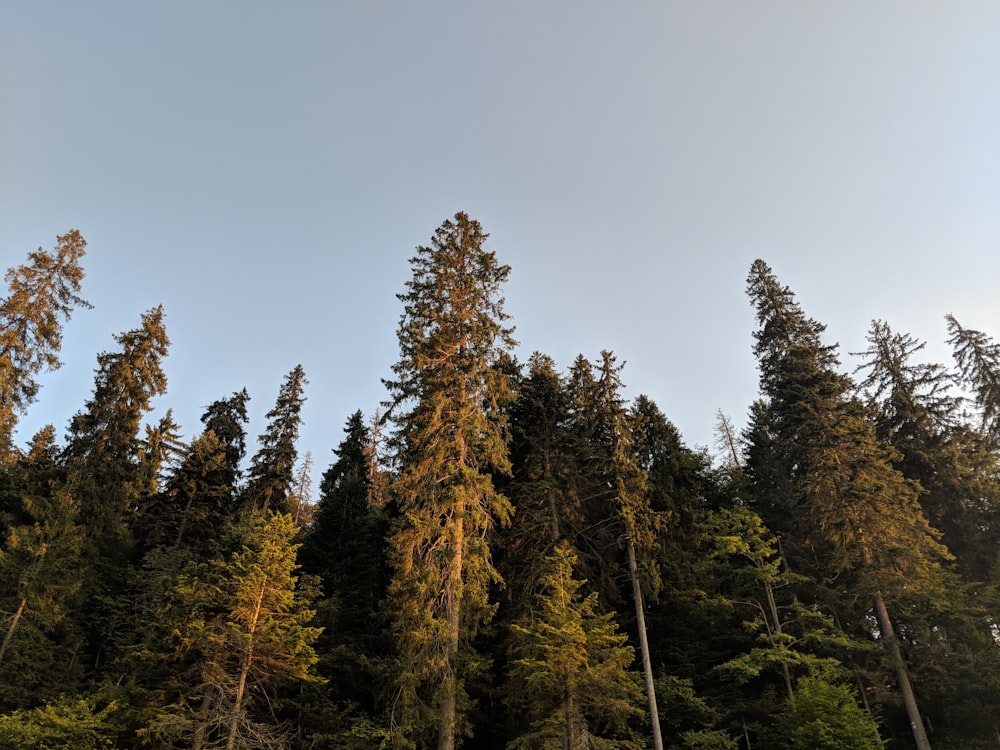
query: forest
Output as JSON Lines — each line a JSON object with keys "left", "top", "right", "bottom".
{"left": 2, "top": 214, "right": 1000, "bottom": 750}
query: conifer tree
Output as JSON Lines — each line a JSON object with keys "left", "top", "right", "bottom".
{"left": 569, "top": 351, "right": 664, "bottom": 750}
{"left": 64, "top": 305, "right": 170, "bottom": 546}
{"left": 0, "top": 231, "right": 90, "bottom": 461}
{"left": 857, "top": 320, "right": 1000, "bottom": 581}
{"left": 384, "top": 212, "right": 515, "bottom": 750}
{"left": 245, "top": 366, "right": 307, "bottom": 515}
{"left": 142, "top": 511, "right": 321, "bottom": 750}
{"left": 297, "top": 410, "right": 391, "bottom": 729}
{"left": 946, "top": 314, "right": 1000, "bottom": 444}
{"left": 497, "top": 353, "right": 586, "bottom": 607}
{"left": 744, "top": 260, "right": 949, "bottom": 750}
{"left": 506, "top": 542, "right": 644, "bottom": 750}
{"left": 200, "top": 389, "right": 251, "bottom": 492}
{"left": 0, "top": 429, "right": 85, "bottom": 709}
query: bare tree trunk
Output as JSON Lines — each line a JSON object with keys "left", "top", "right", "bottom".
{"left": 872, "top": 589, "right": 931, "bottom": 750}
{"left": 763, "top": 580, "right": 794, "bottom": 700}
{"left": 627, "top": 536, "right": 664, "bottom": 750}
{"left": 0, "top": 598, "right": 27, "bottom": 668}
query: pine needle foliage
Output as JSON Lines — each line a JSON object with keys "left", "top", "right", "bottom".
{"left": 384, "top": 212, "right": 515, "bottom": 750}
{"left": 506, "top": 542, "right": 644, "bottom": 750}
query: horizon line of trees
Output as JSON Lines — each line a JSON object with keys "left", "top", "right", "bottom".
{"left": 3, "top": 217, "right": 1000, "bottom": 750}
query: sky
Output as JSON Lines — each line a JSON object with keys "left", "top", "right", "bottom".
{"left": 2, "top": 2, "right": 998, "bottom": 483}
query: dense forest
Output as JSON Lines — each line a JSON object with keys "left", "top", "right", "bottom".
{"left": 3, "top": 214, "right": 1000, "bottom": 750}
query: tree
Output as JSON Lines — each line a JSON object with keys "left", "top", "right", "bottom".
{"left": 64, "top": 305, "right": 170, "bottom": 546}
{"left": 200, "top": 389, "right": 251, "bottom": 493}
{"left": 0, "top": 429, "right": 86, "bottom": 709}
{"left": 244, "top": 366, "right": 307, "bottom": 515}
{"left": 856, "top": 320, "right": 1000, "bottom": 581}
{"left": 61, "top": 306, "right": 170, "bottom": 681}
{"left": 297, "top": 410, "right": 392, "bottom": 733}
{"left": 946, "top": 314, "right": 1000, "bottom": 444}
{"left": 497, "top": 353, "right": 586, "bottom": 608}
{"left": 744, "top": 260, "right": 950, "bottom": 750}
{"left": 506, "top": 542, "right": 644, "bottom": 750}
{"left": 776, "top": 676, "right": 882, "bottom": 750}
{"left": 142, "top": 511, "right": 321, "bottom": 750}
{"left": 384, "top": 212, "right": 515, "bottom": 750}
{"left": 0, "top": 230, "right": 90, "bottom": 461}
{"left": 569, "top": 351, "right": 664, "bottom": 750}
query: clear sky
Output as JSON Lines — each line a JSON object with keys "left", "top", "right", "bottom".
{"left": 2, "top": 2, "right": 998, "bottom": 481}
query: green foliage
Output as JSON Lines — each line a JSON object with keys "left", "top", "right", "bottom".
{"left": 0, "top": 231, "right": 90, "bottom": 460}
{"left": 0, "top": 697, "right": 118, "bottom": 750}
{"left": 245, "top": 366, "right": 307, "bottom": 515}
{"left": 385, "top": 212, "right": 516, "bottom": 748}
{"left": 506, "top": 542, "right": 644, "bottom": 750}
{"left": 775, "top": 677, "right": 881, "bottom": 750}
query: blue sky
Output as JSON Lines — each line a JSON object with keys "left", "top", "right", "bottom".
{"left": 2, "top": 2, "right": 998, "bottom": 482}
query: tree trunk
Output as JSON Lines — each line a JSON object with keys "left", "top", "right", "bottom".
{"left": 763, "top": 580, "right": 794, "bottom": 700}
{"left": 872, "top": 589, "right": 931, "bottom": 750}
{"left": 226, "top": 580, "right": 266, "bottom": 750}
{"left": 437, "top": 510, "right": 463, "bottom": 750}
{"left": 627, "top": 535, "right": 663, "bottom": 750}
{"left": 0, "top": 598, "right": 27, "bottom": 668}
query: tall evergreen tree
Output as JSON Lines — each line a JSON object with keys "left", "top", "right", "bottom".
{"left": 0, "top": 231, "right": 90, "bottom": 461}
{"left": 245, "top": 367, "right": 307, "bottom": 515}
{"left": 384, "top": 212, "right": 515, "bottom": 750}
{"left": 744, "top": 260, "right": 950, "bottom": 750}
{"left": 497, "top": 353, "right": 586, "bottom": 607}
{"left": 856, "top": 320, "right": 1000, "bottom": 581}
{"left": 569, "top": 351, "right": 664, "bottom": 750}
{"left": 62, "top": 305, "right": 170, "bottom": 680}
{"left": 946, "top": 314, "right": 1000, "bottom": 445}
{"left": 64, "top": 305, "right": 170, "bottom": 545}
{"left": 297, "top": 410, "right": 391, "bottom": 731}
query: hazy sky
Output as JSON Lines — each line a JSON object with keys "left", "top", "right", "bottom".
{"left": 2, "top": 2, "right": 998, "bottom": 480}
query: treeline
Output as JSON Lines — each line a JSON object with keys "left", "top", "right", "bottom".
{"left": 2, "top": 217, "right": 1000, "bottom": 749}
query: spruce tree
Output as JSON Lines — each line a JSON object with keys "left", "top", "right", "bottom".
{"left": 744, "top": 260, "right": 949, "bottom": 750}
{"left": 245, "top": 366, "right": 307, "bottom": 516}
{"left": 506, "top": 542, "right": 644, "bottom": 750}
{"left": 200, "top": 388, "right": 251, "bottom": 493}
{"left": 141, "top": 511, "right": 321, "bottom": 750}
{"left": 297, "top": 410, "right": 392, "bottom": 732}
{"left": 384, "top": 212, "right": 515, "bottom": 750}
{"left": 0, "top": 230, "right": 90, "bottom": 461}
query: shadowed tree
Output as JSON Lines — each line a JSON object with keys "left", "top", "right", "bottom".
{"left": 744, "top": 260, "right": 950, "bottom": 750}
{"left": 244, "top": 366, "right": 307, "bottom": 515}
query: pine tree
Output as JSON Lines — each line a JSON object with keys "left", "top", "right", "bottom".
{"left": 776, "top": 676, "right": 882, "bottom": 750}
{"left": 200, "top": 389, "right": 251, "bottom": 493}
{"left": 297, "top": 411, "right": 391, "bottom": 729}
{"left": 244, "top": 367, "right": 307, "bottom": 515}
{"left": 744, "top": 260, "right": 950, "bottom": 750}
{"left": 0, "top": 230, "right": 90, "bottom": 461}
{"left": 142, "top": 511, "right": 321, "bottom": 750}
{"left": 64, "top": 305, "right": 170, "bottom": 546}
{"left": 568, "top": 351, "right": 664, "bottom": 750}
{"left": 506, "top": 542, "right": 644, "bottom": 750}
{"left": 0, "top": 430, "right": 85, "bottom": 709}
{"left": 384, "top": 212, "right": 515, "bottom": 750}
{"left": 497, "top": 353, "right": 586, "bottom": 607}
{"left": 856, "top": 319, "right": 1000, "bottom": 581}
{"left": 946, "top": 314, "right": 1000, "bottom": 444}
{"left": 60, "top": 306, "right": 170, "bottom": 681}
